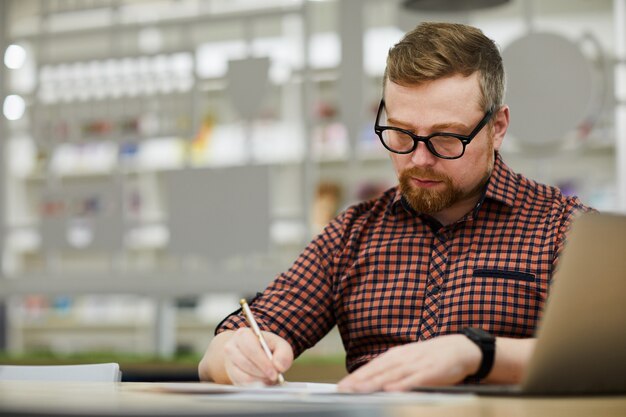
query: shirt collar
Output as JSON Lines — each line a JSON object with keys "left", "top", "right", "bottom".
{"left": 389, "top": 151, "right": 518, "bottom": 216}
{"left": 482, "top": 151, "right": 518, "bottom": 208}
{"left": 389, "top": 189, "right": 407, "bottom": 215}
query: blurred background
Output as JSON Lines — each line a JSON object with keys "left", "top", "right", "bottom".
{"left": 0, "top": 0, "right": 624, "bottom": 381}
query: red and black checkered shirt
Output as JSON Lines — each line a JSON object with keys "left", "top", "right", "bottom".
{"left": 217, "top": 153, "right": 592, "bottom": 372}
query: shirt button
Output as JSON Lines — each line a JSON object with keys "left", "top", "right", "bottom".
{"left": 437, "top": 231, "right": 451, "bottom": 242}
{"left": 429, "top": 285, "right": 441, "bottom": 295}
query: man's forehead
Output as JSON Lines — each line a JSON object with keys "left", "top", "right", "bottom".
{"left": 384, "top": 74, "right": 481, "bottom": 102}
{"left": 383, "top": 77, "right": 483, "bottom": 117}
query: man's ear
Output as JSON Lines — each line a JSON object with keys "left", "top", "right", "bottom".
{"left": 492, "top": 105, "right": 510, "bottom": 151}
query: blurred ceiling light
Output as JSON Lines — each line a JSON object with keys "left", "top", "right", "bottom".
{"left": 402, "top": 0, "right": 509, "bottom": 12}
{"left": 4, "top": 44, "right": 27, "bottom": 69}
{"left": 3, "top": 95, "right": 26, "bottom": 121}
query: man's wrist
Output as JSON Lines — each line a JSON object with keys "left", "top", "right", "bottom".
{"left": 461, "top": 328, "right": 496, "bottom": 382}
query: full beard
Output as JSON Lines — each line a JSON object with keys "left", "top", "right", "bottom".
{"left": 399, "top": 151, "right": 495, "bottom": 215}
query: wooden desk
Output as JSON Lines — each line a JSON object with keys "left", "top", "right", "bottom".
{"left": 1, "top": 381, "right": 625, "bottom": 417}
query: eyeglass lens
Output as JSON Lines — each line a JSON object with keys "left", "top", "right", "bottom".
{"left": 380, "top": 129, "right": 464, "bottom": 158}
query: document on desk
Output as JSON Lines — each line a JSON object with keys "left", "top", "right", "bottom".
{"left": 150, "top": 382, "right": 337, "bottom": 395}
{"left": 144, "top": 382, "right": 473, "bottom": 405}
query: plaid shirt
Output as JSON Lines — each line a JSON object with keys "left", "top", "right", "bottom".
{"left": 217, "top": 153, "right": 591, "bottom": 372}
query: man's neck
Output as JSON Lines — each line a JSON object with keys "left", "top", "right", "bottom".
{"left": 431, "top": 193, "right": 483, "bottom": 226}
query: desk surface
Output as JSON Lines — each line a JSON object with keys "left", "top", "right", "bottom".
{"left": 1, "top": 381, "right": 626, "bottom": 417}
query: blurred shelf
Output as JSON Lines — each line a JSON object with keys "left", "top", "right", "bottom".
{"left": 0, "top": 270, "right": 280, "bottom": 297}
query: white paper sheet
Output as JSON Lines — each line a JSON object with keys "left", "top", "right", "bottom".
{"left": 141, "top": 382, "right": 474, "bottom": 405}
{"left": 149, "top": 382, "right": 338, "bottom": 395}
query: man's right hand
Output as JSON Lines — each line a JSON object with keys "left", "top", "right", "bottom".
{"left": 198, "top": 329, "right": 294, "bottom": 385}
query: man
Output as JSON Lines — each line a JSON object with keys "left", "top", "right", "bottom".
{"left": 198, "top": 22, "right": 591, "bottom": 392}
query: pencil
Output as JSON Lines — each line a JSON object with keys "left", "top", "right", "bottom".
{"left": 239, "top": 298, "right": 286, "bottom": 385}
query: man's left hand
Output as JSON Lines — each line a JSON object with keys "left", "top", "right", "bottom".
{"left": 337, "top": 334, "right": 482, "bottom": 392}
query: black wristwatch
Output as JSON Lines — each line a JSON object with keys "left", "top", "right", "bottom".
{"left": 461, "top": 327, "right": 496, "bottom": 382}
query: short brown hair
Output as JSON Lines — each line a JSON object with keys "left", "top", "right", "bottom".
{"left": 384, "top": 22, "right": 504, "bottom": 111}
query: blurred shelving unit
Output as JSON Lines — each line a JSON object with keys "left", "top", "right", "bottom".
{"left": 0, "top": 0, "right": 396, "bottom": 360}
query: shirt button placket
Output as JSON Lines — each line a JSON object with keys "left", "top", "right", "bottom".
{"left": 419, "top": 231, "right": 450, "bottom": 341}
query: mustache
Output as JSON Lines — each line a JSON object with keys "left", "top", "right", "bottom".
{"left": 400, "top": 166, "right": 450, "bottom": 182}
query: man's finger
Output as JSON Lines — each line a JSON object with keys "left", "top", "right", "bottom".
{"left": 226, "top": 340, "right": 269, "bottom": 380}
{"left": 338, "top": 348, "right": 407, "bottom": 391}
{"left": 340, "top": 358, "right": 420, "bottom": 392}
{"left": 265, "top": 334, "right": 294, "bottom": 372}
{"left": 234, "top": 328, "right": 278, "bottom": 380}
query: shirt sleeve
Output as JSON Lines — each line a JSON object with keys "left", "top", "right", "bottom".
{"left": 552, "top": 196, "right": 595, "bottom": 272}
{"left": 215, "top": 210, "right": 350, "bottom": 358}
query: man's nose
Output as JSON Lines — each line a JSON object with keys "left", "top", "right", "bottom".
{"left": 410, "top": 141, "right": 438, "bottom": 166}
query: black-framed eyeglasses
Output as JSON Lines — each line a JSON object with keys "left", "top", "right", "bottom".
{"left": 374, "top": 99, "right": 494, "bottom": 160}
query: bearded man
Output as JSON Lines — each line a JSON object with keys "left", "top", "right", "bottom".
{"left": 198, "top": 22, "right": 591, "bottom": 392}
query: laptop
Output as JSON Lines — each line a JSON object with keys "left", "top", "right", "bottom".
{"left": 415, "top": 211, "right": 626, "bottom": 396}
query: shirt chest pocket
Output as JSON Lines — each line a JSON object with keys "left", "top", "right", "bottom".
{"left": 442, "top": 263, "right": 548, "bottom": 338}
{"left": 472, "top": 268, "right": 536, "bottom": 282}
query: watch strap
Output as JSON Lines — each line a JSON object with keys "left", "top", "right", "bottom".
{"left": 462, "top": 327, "right": 495, "bottom": 382}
